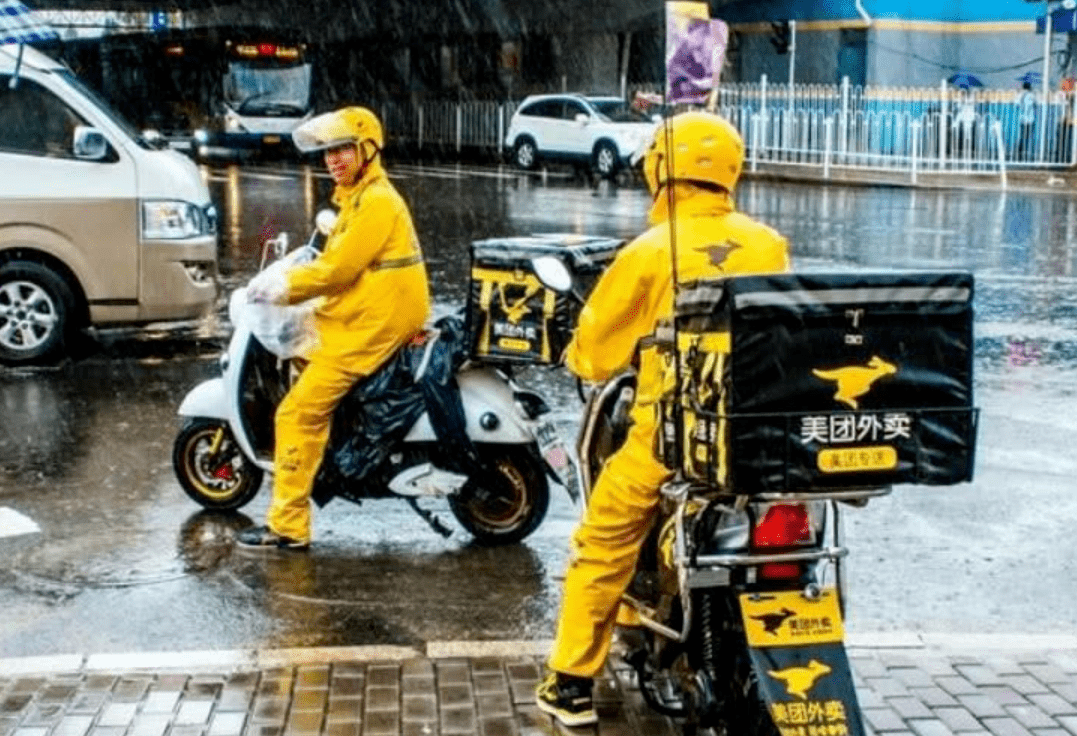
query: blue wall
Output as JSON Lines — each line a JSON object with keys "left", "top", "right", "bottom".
{"left": 712, "top": 0, "right": 1043, "bottom": 23}
{"left": 714, "top": 0, "right": 1059, "bottom": 87}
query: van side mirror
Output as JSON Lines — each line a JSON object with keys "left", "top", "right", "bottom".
{"left": 72, "top": 126, "right": 107, "bottom": 161}
{"left": 575, "top": 113, "right": 589, "bottom": 125}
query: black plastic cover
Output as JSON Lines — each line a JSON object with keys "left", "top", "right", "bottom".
{"left": 314, "top": 314, "right": 483, "bottom": 504}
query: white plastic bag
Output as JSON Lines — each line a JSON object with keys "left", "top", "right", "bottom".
{"left": 248, "top": 300, "right": 318, "bottom": 358}
{"left": 242, "top": 247, "right": 319, "bottom": 359}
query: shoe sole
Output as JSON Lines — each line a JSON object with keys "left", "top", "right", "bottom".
{"left": 234, "top": 541, "right": 310, "bottom": 552}
{"left": 535, "top": 696, "right": 598, "bottom": 727}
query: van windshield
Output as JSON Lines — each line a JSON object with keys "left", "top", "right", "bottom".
{"left": 54, "top": 69, "right": 155, "bottom": 149}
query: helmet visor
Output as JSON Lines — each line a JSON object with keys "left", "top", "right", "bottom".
{"left": 292, "top": 111, "right": 355, "bottom": 153}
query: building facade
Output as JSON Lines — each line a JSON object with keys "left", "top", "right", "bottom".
{"left": 712, "top": 0, "right": 1072, "bottom": 90}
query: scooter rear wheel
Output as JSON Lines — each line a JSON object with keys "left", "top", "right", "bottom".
{"left": 448, "top": 446, "right": 549, "bottom": 545}
{"left": 173, "top": 419, "right": 264, "bottom": 511}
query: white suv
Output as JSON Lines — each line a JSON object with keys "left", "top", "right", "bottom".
{"left": 504, "top": 94, "right": 658, "bottom": 178}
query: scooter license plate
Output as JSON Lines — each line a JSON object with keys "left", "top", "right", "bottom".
{"left": 740, "top": 588, "right": 844, "bottom": 648}
{"left": 536, "top": 419, "right": 581, "bottom": 502}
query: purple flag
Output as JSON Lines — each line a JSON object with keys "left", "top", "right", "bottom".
{"left": 666, "top": 2, "right": 728, "bottom": 104}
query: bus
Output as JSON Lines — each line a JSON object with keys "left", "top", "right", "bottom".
{"left": 56, "top": 31, "right": 315, "bottom": 160}
{"left": 193, "top": 38, "right": 314, "bottom": 159}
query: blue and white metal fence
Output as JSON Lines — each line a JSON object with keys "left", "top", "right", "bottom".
{"left": 380, "top": 77, "right": 1077, "bottom": 179}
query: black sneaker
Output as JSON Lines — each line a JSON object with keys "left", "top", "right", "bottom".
{"left": 235, "top": 525, "right": 309, "bottom": 551}
{"left": 535, "top": 671, "right": 597, "bottom": 727}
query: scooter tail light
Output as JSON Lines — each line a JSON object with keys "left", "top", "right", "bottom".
{"left": 752, "top": 503, "right": 812, "bottom": 580}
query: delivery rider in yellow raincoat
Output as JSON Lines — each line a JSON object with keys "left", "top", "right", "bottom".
{"left": 535, "top": 111, "right": 790, "bottom": 726}
{"left": 237, "top": 106, "right": 431, "bottom": 550}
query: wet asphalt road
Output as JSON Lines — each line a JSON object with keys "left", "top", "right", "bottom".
{"left": 1, "top": 161, "right": 1076, "bottom": 657}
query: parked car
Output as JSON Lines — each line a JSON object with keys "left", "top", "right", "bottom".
{"left": 0, "top": 45, "right": 218, "bottom": 365}
{"left": 504, "top": 93, "right": 658, "bottom": 178}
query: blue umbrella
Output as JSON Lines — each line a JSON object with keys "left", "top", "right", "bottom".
{"left": 0, "top": 0, "right": 58, "bottom": 46}
{"left": 1, "top": 0, "right": 58, "bottom": 89}
{"left": 1017, "top": 71, "right": 1042, "bottom": 86}
{"left": 947, "top": 72, "right": 984, "bottom": 90}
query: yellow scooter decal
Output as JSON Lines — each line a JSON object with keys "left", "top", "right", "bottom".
{"left": 740, "top": 589, "right": 865, "bottom": 736}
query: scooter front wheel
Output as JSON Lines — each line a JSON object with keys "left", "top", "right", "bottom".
{"left": 173, "top": 419, "right": 264, "bottom": 511}
{"left": 448, "top": 446, "right": 549, "bottom": 545}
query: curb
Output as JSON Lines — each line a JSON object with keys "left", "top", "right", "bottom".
{"left": 3, "top": 632, "right": 1077, "bottom": 677}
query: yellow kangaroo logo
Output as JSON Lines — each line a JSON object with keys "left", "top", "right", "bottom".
{"left": 768, "top": 660, "right": 832, "bottom": 700}
{"left": 812, "top": 356, "right": 897, "bottom": 410}
{"left": 497, "top": 283, "right": 541, "bottom": 324}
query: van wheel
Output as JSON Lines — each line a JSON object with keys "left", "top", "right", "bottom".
{"left": 0, "top": 262, "right": 75, "bottom": 366}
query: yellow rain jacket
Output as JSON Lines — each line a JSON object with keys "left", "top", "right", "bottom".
{"left": 285, "top": 157, "right": 430, "bottom": 373}
{"left": 266, "top": 159, "right": 430, "bottom": 544}
{"left": 548, "top": 182, "right": 789, "bottom": 678}
{"left": 567, "top": 182, "right": 788, "bottom": 397}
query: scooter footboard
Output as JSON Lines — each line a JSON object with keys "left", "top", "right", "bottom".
{"left": 740, "top": 589, "right": 865, "bottom": 736}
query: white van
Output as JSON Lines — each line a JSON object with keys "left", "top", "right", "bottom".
{"left": 0, "top": 44, "right": 218, "bottom": 365}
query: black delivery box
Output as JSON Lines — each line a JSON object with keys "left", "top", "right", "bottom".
{"left": 467, "top": 234, "right": 624, "bottom": 365}
{"left": 661, "top": 271, "right": 977, "bottom": 493}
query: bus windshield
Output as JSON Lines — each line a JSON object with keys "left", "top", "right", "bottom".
{"left": 224, "top": 62, "right": 312, "bottom": 117}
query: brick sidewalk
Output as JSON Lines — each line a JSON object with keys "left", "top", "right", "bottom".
{"left": 2, "top": 640, "right": 1077, "bottom": 736}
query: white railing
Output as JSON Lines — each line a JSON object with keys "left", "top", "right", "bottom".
{"left": 382, "top": 77, "right": 1077, "bottom": 179}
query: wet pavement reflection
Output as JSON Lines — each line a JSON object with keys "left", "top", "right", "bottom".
{"left": 2, "top": 161, "right": 1076, "bottom": 657}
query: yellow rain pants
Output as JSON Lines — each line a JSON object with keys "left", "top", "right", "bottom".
{"left": 266, "top": 159, "right": 430, "bottom": 543}
{"left": 548, "top": 183, "right": 790, "bottom": 677}
{"left": 548, "top": 402, "right": 670, "bottom": 677}
{"left": 267, "top": 361, "right": 357, "bottom": 543}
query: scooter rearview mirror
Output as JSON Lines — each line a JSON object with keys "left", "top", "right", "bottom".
{"left": 532, "top": 256, "right": 573, "bottom": 293}
{"left": 315, "top": 209, "right": 338, "bottom": 236}
{"left": 272, "top": 232, "right": 289, "bottom": 260}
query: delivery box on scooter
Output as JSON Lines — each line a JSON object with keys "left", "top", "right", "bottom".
{"left": 466, "top": 234, "right": 623, "bottom": 365}
{"left": 658, "top": 271, "right": 978, "bottom": 493}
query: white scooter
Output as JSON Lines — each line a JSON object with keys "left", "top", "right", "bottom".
{"left": 172, "top": 213, "right": 579, "bottom": 545}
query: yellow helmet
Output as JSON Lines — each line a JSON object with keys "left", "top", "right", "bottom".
{"left": 292, "top": 106, "right": 384, "bottom": 159}
{"left": 641, "top": 111, "right": 744, "bottom": 195}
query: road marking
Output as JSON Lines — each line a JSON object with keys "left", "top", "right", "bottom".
{"left": 204, "top": 163, "right": 573, "bottom": 184}
{"left": 0, "top": 507, "right": 40, "bottom": 538}
{"left": 393, "top": 163, "right": 575, "bottom": 181}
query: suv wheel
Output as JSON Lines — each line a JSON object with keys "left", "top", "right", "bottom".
{"left": 593, "top": 141, "right": 620, "bottom": 179}
{"left": 513, "top": 138, "right": 538, "bottom": 170}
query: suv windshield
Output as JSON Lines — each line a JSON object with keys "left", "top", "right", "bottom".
{"left": 589, "top": 99, "right": 652, "bottom": 123}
